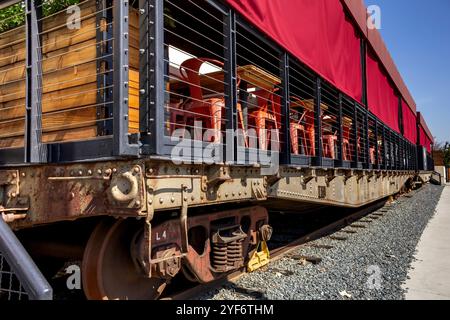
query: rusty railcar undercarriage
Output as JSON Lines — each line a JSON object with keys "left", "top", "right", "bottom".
{"left": 0, "top": 159, "right": 431, "bottom": 299}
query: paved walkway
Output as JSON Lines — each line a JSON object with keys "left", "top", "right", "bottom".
{"left": 404, "top": 185, "right": 450, "bottom": 300}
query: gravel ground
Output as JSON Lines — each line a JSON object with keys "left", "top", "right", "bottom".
{"left": 199, "top": 184, "right": 444, "bottom": 300}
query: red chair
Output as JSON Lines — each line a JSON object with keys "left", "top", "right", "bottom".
{"left": 342, "top": 124, "right": 353, "bottom": 161}
{"left": 248, "top": 89, "right": 281, "bottom": 150}
{"left": 289, "top": 98, "right": 315, "bottom": 156}
{"left": 323, "top": 134, "right": 338, "bottom": 159}
{"left": 178, "top": 58, "right": 225, "bottom": 142}
{"left": 176, "top": 57, "right": 248, "bottom": 145}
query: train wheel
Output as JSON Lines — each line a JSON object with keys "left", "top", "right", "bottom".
{"left": 82, "top": 219, "right": 166, "bottom": 300}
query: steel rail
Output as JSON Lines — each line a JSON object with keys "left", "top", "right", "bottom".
{"left": 163, "top": 198, "right": 388, "bottom": 300}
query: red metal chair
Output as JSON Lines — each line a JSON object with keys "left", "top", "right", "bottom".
{"left": 289, "top": 97, "right": 315, "bottom": 156}
{"left": 172, "top": 57, "right": 248, "bottom": 146}
{"left": 342, "top": 123, "right": 352, "bottom": 161}
{"left": 248, "top": 89, "right": 281, "bottom": 150}
{"left": 178, "top": 58, "right": 225, "bottom": 142}
{"left": 323, "top": 133, "right": 338, "bottom": 159}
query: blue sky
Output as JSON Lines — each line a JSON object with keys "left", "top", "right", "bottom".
{"left": 365, "top": 0, "right": 450, "bottom": 144}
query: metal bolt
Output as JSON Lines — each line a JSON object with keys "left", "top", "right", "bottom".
{"left": 134, "top": 167, "right": 140, "bottom": 174}
{"left": 159, "top": 198, "right": 164, "bottom": 204}
{"left": 21, "top": 172, "right": 26, "bottom": 177}
{"left": 97, "top": 169, "right": 102, "bottom": 175}
{"left": 148, "top": 168, "right": 154, "bottom": 174}
{"left": 136, "top": 201, "right": 141, "bottom": 207}
{"left": 87, "top": 170, "right": 93, "bottom": 175}
{"left": 113, "top": 168, "right": 117, "bottom": 173}
{"left": 171, "top": 197, "right": 175, "bottom": 203}
{"left": 79, "top": 171, "right": 83, "bottom": 176}
{"left": 148, "top": 199, "right": 153, "bottom": 205}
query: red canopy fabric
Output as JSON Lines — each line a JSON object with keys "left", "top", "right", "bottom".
{"left": 401, "top": 99, "right": 417, "bottom": 144}
{"left": 226, "top": 0, "right": 363, "bottom": 103}
{"left": 366, "top": 49, "right": 400, "bottom": 133}
{"left": 419, "top": 126, "right": 433, "bottom": 153}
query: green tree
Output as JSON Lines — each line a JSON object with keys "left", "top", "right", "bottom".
{"left": 0, "top": 0, "right": 80, "bottom": 33}
{"left": 444, "top": 142, "right": 450, "bottom": 167}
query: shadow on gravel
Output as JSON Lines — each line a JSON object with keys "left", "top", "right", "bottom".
{"left": 223, "top": 284, "right": 268, "bottom": 300}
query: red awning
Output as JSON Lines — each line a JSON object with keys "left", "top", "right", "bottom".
{"left": 226, "top": 0, "right": 363, "bottom": 103}
{"left": 366, "top": 49, "right": 400, "bottom": 133}
{"left": 419, "top": 126, "right": 433, "bottom": 153}
{"left": 402, "top": 99, "right": 417, "bottom": 144}
{"left": 342, "top": 0, "right": 417, "bottom": 115}
{"left": 418, "top": 112, "right": 433, "bottom": 143}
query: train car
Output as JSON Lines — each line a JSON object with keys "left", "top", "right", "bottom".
{"left": 0, "top": 0, "right": 434, "bottom": 300}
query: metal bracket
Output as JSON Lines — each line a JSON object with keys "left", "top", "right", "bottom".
{"left": 206, "top": 167, "right": 232, "bottom": 188}
{"left": 180, "top": 184, "right": 189, "bottom": 254}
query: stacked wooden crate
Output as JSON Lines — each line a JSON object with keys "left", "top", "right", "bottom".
{"left": 0, "top": 1, "right": 139, "bottom": 149}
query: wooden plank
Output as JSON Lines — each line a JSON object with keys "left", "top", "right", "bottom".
{"left": 0, "top": 1, "right": 96, "bottom": 48}
{"left": 0, "top": 125, "right": 99, "bottom": 148}
{"left": 0, "top": 26, "right": 25, "bottom": 48}
{"left": 0, "top": 42, "right": 26, "bottom": 68}
{"left": 42, "top": 125, "right": 98, "bottom": 143}
{"left": 0, "top": 5, "right": 142, "bottom": 145}
{"left": 0, "top": 118, "right": 24, "bottom": 138}
{"left": 0, "top": 136, "right": 24, "bottom": 149}
{"left": 41, "top": 82, "right": 98, "bottom": 114}
{"left": 42, "top": 106, "right": 97, "bottom": 133}
{"left": 0, "top": 41, "right": 97, "bottom": 103}
{"left": 0, "top": 61, "right": 26, "bottom": 84}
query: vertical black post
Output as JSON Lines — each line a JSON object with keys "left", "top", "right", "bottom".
{"left": 360, "top": 39, "right": 368, "bottom": 107}
{"left": 353, "top": 102, "right": 359, "bottom": 167}
{"left": 314, "top": 77, "right": 323, "bottom": 167}
{"left": 142, "top": 0, "right": 165, "bottom": 155}
{"left": 337, "top": 93, "right": 343, "bottom": 167}
{"left": 364, "top": 108, "right": 370, "bottom": 168}
{"left": 113, "top": 0, "right": 139, "bottom": 156}
{"left": 396, "top": 134, "right": 400, "bottom": 170}
{"left": 224, "top": 9, "right": 237, "bottom": 163}
{"left": 280, "top": 53, "right": 291, "bottom": 165}
{"left": 139, "top": 0, "right": 149, "bottom": 136}
{"left": 25, "top": 0, "right": 46, "bottom": 163}
{"left": 382, "top": 125, "right": 387, "bottom": 169}
{"left": 374, "top": 119, "right": 379, "bottom": 169}
{"left": 97, "top": 0, "right": 113, "bottom": 136}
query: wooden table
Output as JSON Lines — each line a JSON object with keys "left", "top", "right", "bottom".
{"left": 169, "top": 64, "right": 281, "bottom": 93}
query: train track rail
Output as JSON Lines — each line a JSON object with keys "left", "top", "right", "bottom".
{"left": 163, "top": 197, "right": 393, "bottom": 300}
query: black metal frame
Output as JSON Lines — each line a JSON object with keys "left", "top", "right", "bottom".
{"left": 0, "top": 217, "right": 52, "bottom": 300}
{"left": 96, "top": 0, "right": 114, "bottom": 136}
{"left": 0, "top": 0, "right": 424, "bottom": 171}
